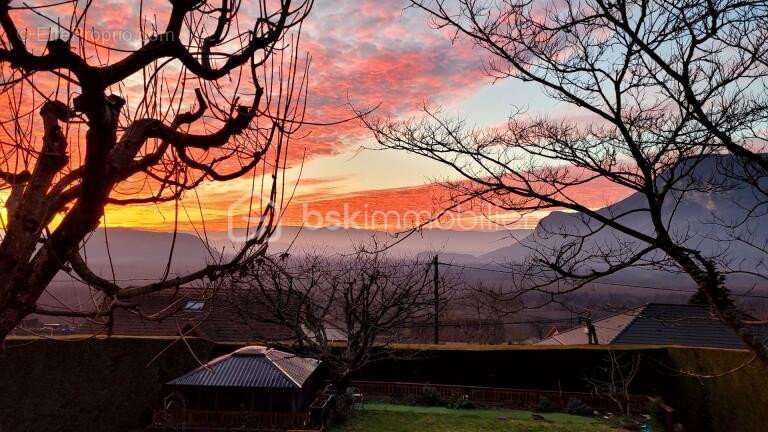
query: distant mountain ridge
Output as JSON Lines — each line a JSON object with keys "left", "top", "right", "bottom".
{"left": 482, "top": 155, "right": 768, "bottom": 271}
{"left": 38, "top": 155, "right": 768, "bottom": 313}
{"left": 81, "top": 228, "right": 213, "bottom": 265}
{"left": 66, "top": 226, "right": 531, "bottom": 274}
{"left": 41, "top": 226, "right": 532, "bottom": 311}
{"left": 219, "top": 226, "right": 531, "bottom": 258}
{"left": 76, "top": 154, "right": 767, "bottom": 273}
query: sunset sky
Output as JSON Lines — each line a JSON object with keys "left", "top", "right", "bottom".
{"left": 4, "top": 0, "right": 633, "bottom": 232}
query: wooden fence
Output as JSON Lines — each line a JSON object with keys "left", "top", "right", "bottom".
{"left": 152, "top": 409, "right": 315, "bottom": 431}
{"left": 352, "top": 380, "right": 649, "bottom": 415}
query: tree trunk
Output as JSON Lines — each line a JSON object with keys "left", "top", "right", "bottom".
{"left": 670, "top": 248, "right": 768, "bottom": 368}
{"left": 0, "top": 95, "right": 118, "bottom": 345}
{"left": 0, "top": 302, "right": 29, "bottom": 343}
{"left": 330, "top": 372, "right": 354, "bottom": 422}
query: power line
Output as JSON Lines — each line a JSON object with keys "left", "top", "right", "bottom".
{"left": 436, "top": 261, "right": 768, "bottom": 300}
{"left": 71, "top": 260, "right": 768, "bottom": 300}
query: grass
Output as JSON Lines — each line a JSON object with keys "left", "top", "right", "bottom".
{"left": 332, "top": 403, "right": 624, "bottom": 432}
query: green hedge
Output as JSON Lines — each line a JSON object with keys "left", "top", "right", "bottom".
{"left": 1, "top": 338, "right": 765, "bottom": 431}
{"left": 660, "top": 348, "right": 768, "bottom": 432}
{"left": 355, "top": 345, "right": 768, "bottom": 431}
{"left": 355, "top": 345, "right": 669, "bottom": 394}
{"left": 0, "top": 337, "right": 219, "bottom": 432}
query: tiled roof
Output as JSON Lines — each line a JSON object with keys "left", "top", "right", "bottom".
{"left": 78, "top": 288, "right": 294, "bottom": 343}
{"left": 168, "top": 346, "right": 320, "bottom": 389}
{"left": 612, "top": 303, "right": 767, "bottom": 349}
{"left": 536, "top": 303, "right": 768, "bottom": 349}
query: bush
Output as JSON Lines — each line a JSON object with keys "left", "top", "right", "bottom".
{"left": 416, "top": 386, "right": 446, "bottom": 407}
{"left": 451, "top": 395, "right": 476, "bottom": 410}
{"left": 566, "top": 398, "right": 593, "bottom": 416}
{"left": 536, "top": 396, "right": 557, "bottom": 413}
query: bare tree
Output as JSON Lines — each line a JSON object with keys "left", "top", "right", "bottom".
{"left": 586, "top": 351, "right": 642, "bottom": 416}
{"left": 365, "top": 0, "right": 768, "bottom": 365}
{"left": 227, "top": 252, "right": 434, "bottom": 405}
{"left": 0, "top": 0, "right": 313, "bottom": 341}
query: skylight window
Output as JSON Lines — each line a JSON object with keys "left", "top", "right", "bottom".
{"left": 183, "top": 300, "right": 205, "bottom": 312}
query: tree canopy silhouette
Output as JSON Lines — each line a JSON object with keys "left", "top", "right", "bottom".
{"left": 367, "top": 0, "right": 768, "bottom": 365}
{"left": 0, "top": 0, "right": 313, "bottom": 340}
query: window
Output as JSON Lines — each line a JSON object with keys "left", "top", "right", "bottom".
{"left": 184, "top": 300, "right": 205, "bottom": 312}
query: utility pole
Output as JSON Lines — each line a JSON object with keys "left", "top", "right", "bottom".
{"left": 432, "top": 254, "right": 439, "bottom": 345}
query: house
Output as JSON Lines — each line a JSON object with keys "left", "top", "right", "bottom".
{"left": 536, "top": 303, "right": 768, "bottom": 349}
{"left": 78, "top": 288, "right": 295, "bottom": 343}
{"left": 155, "top": 346, "right": 324, "bottom": 430}
{"left": 10, "top": 316, "right": 80, "bottom": 337}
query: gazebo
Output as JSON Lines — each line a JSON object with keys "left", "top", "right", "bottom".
{"left": 155, "top": 346, "right": 324, "bottom": 430}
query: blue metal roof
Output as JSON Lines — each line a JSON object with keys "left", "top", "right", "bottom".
{"left": 167, "top": 346, "right": 320, "bottom": 389}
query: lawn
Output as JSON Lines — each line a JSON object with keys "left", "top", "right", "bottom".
{"left": 332, "top": 403, "right": 625, "bottom": 432}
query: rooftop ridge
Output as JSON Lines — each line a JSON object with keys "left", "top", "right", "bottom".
{"left": 232, "top": 345, "right": 268, "bottom": 356}
{"left": 266, "top": 351, "right": 303, "bottom": 387}
{"left": 610, "top": 304, "right": 649, "bottom": 344}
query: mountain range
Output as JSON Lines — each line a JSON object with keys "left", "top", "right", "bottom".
{"left": 482, "top": 155, "right": 768, "bottom": 268}
{"left": 41, "top": 154, "right": 768, "bottom": 310}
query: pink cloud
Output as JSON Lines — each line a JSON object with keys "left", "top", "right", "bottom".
{"left": 294, "top": 0, "right": 489, "bottom": 159}
{"left": 3, "top": 1, "right": 487, "bottom": 165}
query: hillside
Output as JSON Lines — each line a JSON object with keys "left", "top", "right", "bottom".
{"left": 483, "top": 155, "right": 768, "bottom": 271}
{"left": 220, "top": 226, "right": 531, "bottom": 258}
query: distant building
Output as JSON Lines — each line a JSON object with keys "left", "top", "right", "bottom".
{"left": 78, "top": 288, "right": 294, "bottom": 343}
{"left": 155, "top": 346, "right": 324, "bottom": 430}
{"left": 11, "top": 318, "right": 74, "bottom": 336}
{"left": 536, "top": 303, "right": 768, "bottom": 349}
{"left": 76, "top": 288, "right": 350, "bottom": 345}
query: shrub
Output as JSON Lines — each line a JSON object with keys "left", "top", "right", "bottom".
{"left": 536, "top": 396, "right": 557, "bottom": 413}
{"left": 416, "top": 386, "right": 446, "bottom": 407}
{"left": 451, "top": 395, "right": 476, "bottom": 410}
{"left": 566, "top": 398, "right": 593, "bottom": 416}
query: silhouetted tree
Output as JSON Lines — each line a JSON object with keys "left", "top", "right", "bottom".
{"left": 228, "top": 252, "right": 434, "bottom": 411}
{"left": 0, "top": 0, "right": 313, "bottom": 340}
{"left": 585, "top": 351, "right": 642, "bottom": 416}
{"left": 366, "top": 0, "right": 768, "bottom": 365}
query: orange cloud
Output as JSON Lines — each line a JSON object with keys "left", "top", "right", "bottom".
{"left": 2, "top": 1, "right": 633, "bottom": 235}
{"left": 144, "top": 171, "right": 633, "bottom": 233}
